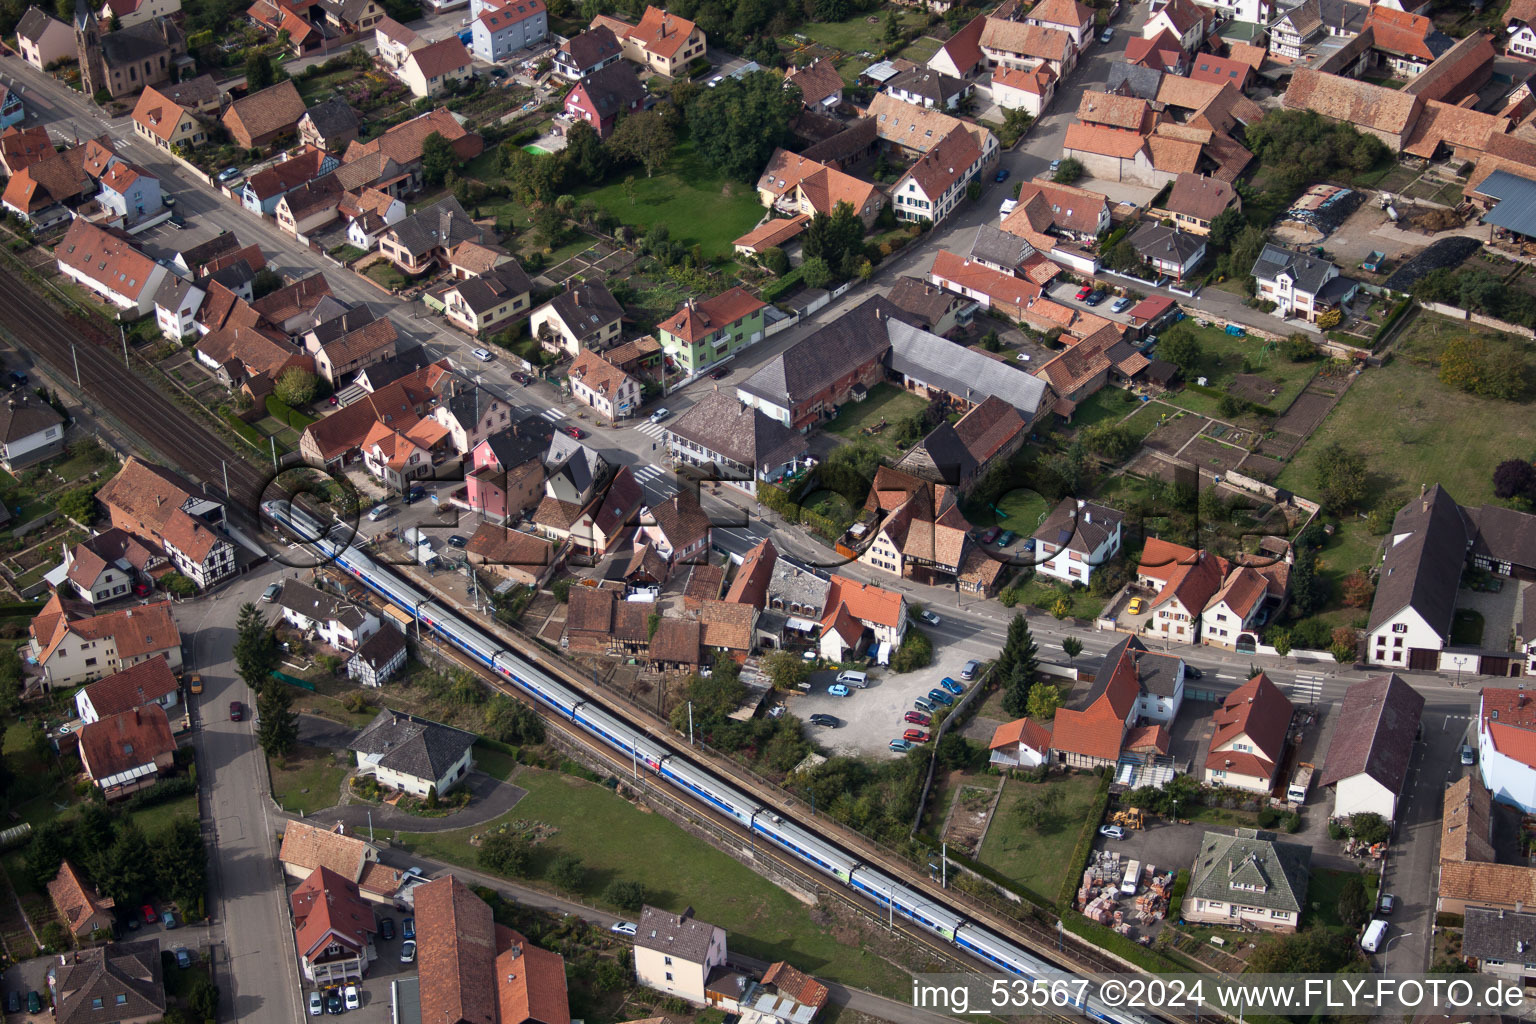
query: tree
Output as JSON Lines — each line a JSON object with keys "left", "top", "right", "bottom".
{"left": 1342, "top": 571, "right": 1374, "bottom": 609}
{"left": 478, "top": 832, "right": 532, "bottom": 876}
{"left": 1157, "top": 328, "right": 1202, "bottom": 372}
{"left": 420, "top": 131, "right": 456, "bottom": 188}
{"left": 621, "top": 174, "right": 636, "bottom": 205}
{"left": 1026, "top": 681, "right": 1061, "bottom": 720}
{"left": 608, "top": 110, "right": 677, "bottom": 177}
{"left": 1316, "top": 442, "right": 1367, "bottom": 511}
{"left": 155, "top": 818, "right": 207, "bottom": 914}
{"left": 801, "top": 256, "right": 833, "bottom": 289}
{"left": 1337, "top": 874, "right": 1370, "bottom": 930}
{"left": 1350, "top": 812, "right": 1390, "bottom": 845}
{"left": 1082, "top": 422, "right": 1139, "bottom": 461}
{"left": 801, "top": 201, "right": 865, "bottom": 282}
{"left": 57, "top": 485, "right": 98, "bottom": 524}
{"left": 251, "top": 267, "right": 283, "bottom": 299}
{"left": 188, "top": 974, "right": 219, "bottom": 1022}
{"left": 1440, "top": 336, "right": 1526, "bottom": 400}
{"left": 995, "top": 613, "right": 1039, "bottom": 684}
{"left": 245, "top": 52, "right": 275, "bottom": 90}
{"left": 274, "top": 366, "right": 317, "bottom": 407}
{"left": 1061, "top": 637, "right": 1082, "bottom": 663}
{"left": 99, "top": 823, "right": 154, "bottom": 907}
{"left": 891, "top": 627, "right": 933, "bottom": 672}
{"left": 1053, "top": 157, "right": 1084, "bottom": 184}
{"left": 1288, "top": 548, "right": 1325, "bottom": 618}
{"left": 1050, "top": 596, "right": 1070, "bottom": 620}
{"left": 1000, "top": 660, "right": 1033, "bottom": 719}
{"left": 1104, "top": 239, "right": 1144, "bottom": 276}
{"left": 533, "top": 204, "right": 567, "bottom": 250}
{"left": 234, "top": 603, "right": 278, "bottom": 687}
{"left": 687, "top": 71, "right": 799, "bottom": 181}
{"left": 1493, "top": 459, "right": 1536, "bottom": 503}
{"left": 883, "top": 7, "right": 900, "bottom": 42}
{"left": 483, "top": 695, "right": 545, "bottom": 744}
{"left": 761, "top": 649, "right": 813, "bottom": 691}
{"left": 546, "top": 853, "right": 584, "bottom": 892}
{"left": 1331, "top": 626, "right": 1357, "bottom": 665}
{"left": 256, "top": 680, "right": 298, "bottom": 758}
{"left": 1271, "top": 630, "right": 1292, "bottom": 657}
{"left": 1208, "top": 206, "right": 1245, "bottom": 251}
{"left": 603, "top": 879, "right": 647, "bottom": 912}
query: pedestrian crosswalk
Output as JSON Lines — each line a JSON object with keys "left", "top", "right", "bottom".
{"left": 537, "top": 406, "right": 566, "bottom": 422}
{"left": 634, "top": 464, "right": 668, "bottom": 487}
{"left": 1290, "top": 672, "right": 1326, "bottom": 705}
{"left": 633, "top": 420, "right": 669, "bottom": 439}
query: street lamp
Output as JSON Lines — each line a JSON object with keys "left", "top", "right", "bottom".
{"left": 1381, "top": 931, "right": 1412, "bottom": 975}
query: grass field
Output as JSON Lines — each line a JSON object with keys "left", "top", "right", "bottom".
{"left": 366, "top": 262, "right": 412, "bottom": 290}
{"left": 1277, "top": 323, "right": 1536, "bottom": 508}
{"left": 269, "top": 744, "right": 349, "bottom": 814}
{"left": 1009, "top": 573, "right": 1105, "bottom": 620}
{"left": 473, "top": 743, "right": 519, "bottom": 781}
{"left": 977, "top": 773, "right": 1100, "bottom": 903}
{"left": 1308, "top": 519, "right": 1382, "bottom": 629}
{"left": 575, "top": 138, "right": 765, "bottom": 260}
{"left": 820, "top": 382, "right": 930, "bottom": 458}
{"left": 899, "top": 35, "right": 943, "bottom": 64}
{"left": 965, "top": 487, "right": 1050, "bottom": 532}
{"left": 1068, "top": 388, "right": 1146, "bottom": 433}
{"left": 1305, "top": 868, "right": 1377, "bottom": 930}
{"left": 1159, "top": 323, "right": 1319, "bottom": 418}
{"left": 793, "top": 9, "right": 930, "bottom": 54}
{"left": 129, "top": 791, "right": 199, "bottom": 836}
{"left": 397, "top": 768, "right": 913, "bottom": 995}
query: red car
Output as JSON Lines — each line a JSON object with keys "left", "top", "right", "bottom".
{"left": 903, "top": 728, "right": 932, "bottom": 743}
{"left": 904, "top": 711, "right": 931, "bottom": 726}
{"left": 710, "top": 367, "right": 730, "bottom": 380}
{"left": 565, "top": 426, "right": 586, "bottom": 440}
{"left": 978, "top": 526, "right": 1000, "bottom": 545}
{"left": 1075, "top": 284, "right": 1094, "bottom": 300}
{"left": 141, "top": 904, "right": 156, "bottom": 923}
{"left": 229, "top": 701, "right": 242, "bottom": 721}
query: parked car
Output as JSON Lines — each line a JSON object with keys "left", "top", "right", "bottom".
{"left": 512, "top": 371, "right": 533, "bottom": 385}
{"left": 904, "top": 728, "right": 931, "bottom": 743}
{"left": 610, "top": 920, "right": 637, "bottom": 935}
{"left": 914, "top": 697, "right": 935, "bottom": 713}
{"left": 1085, "top": 289, "right": 1108, "bottom": 306}
{"left": 809, "top": 714, "right": 840, "bottom": 728}
{"left": 650, "top": 407, "right": 671, "bottom": 424}
{"left": 1461, "top": 745, "right": 1476, "bottom": 765}
{"left": 175, "top": 947, "right": 192, "bottom": 969}
{"left": 309, "top": 991, "right": 323, "bottom": 1016}
{"left": 565, "top": 426, "right": 587, "bottom": 440}
{"left": 1100, "top": 825, "right": 1125, "bottom": 840}
{"left": 447, "top": 535, "right": 468, "bottom": 549}
{"left": 997, "top": 530, "right": 1016, "bottom": 547}
{"left": 939, "top": 676, "right": 964, "bottom": 695}
{"left": 28, "top": 992, "right": 42, "bottom": 1015}
{"left": 162, "top": 910, "right": 177, "bottom": 929}
{"left": 1075, "top": 284, "right": 1093, "bottom": 300}
{"left": 926, "top": 688, "right": 955, "bottom": 707}
{"left": 1049, "top": 159, "right": 1061, "bottom": 175}
{"left": 828, "top": 683, "right": 851, "bottom": 697}
{"left": 1127, "top": 597, "right": 1146, "bottom": 614}
{"left": 7, "top": 991, "right": 20, "bottom": 1014}
{"left": 1111, "top": 296, "right": 1133, "bottom": 313}
{"left": 379, "top": 917, "right": 395, "bottom": 940}
{"left": 1185, "top": 666, "right": 1203, "bottom": 680}
{"left": 708, "top": 75, "right": 724, "bottom": 86}
{"left": 710, "top": 366, "right": 730, "bottom": 379}
{"left": 889, "top": 738, "right": 913, "bottom": 752}
{"left": 344, "top": 986, "right": 360, "bottom": 1011}
{"left": 979, "top": 526, "right": 1000, "bottom": 544}
{"left": 471, "top": 347, "right": 494, "bottom": 362}
{"left": 405, "top": 485, "right": 425, "bottom": 504}
{"left": 142, "top": 904, "right": 156, "bottom": 923}
{"left": 961, "top": 659, "right": 980, "bottom": 680}
{"left": 400, "top": 939, "right": 417, "bottom": 963}
{"left": 403, "top": 917, "right": 415, "bottom": 940}
{"left": 262, "top": 582, "right": 281, "bottom": 602}
{"left": 994, "top": 167, "right": 1010, "bottom": 183}
{"left": 1099, "top": 26, "right": 1113, "bottom": 43}
{"left": 216, "top": 167, "right": 240, "bottom": 183}
{"left": 325, "top": 991, "right": 344, "bottom": 1015}
{"left": 1377, "top": 893, "right": 1395, "bottom": 915}
{"left": 189, "top": 674, "right": 203, "bottom": 695}
{"left": 905, "top": 711, "right": 931, "bottom": 726}
{"left": 368, "top": 503, "right": 392, "bottom": 522}
{"left": 801, "top": 650, "right": 817, "bottom": 662}
{"left": 919, "top": 609, "right": 941, "bottom": 626}
{"left": 767, "top": 704, "right": 785, "bottom": 719}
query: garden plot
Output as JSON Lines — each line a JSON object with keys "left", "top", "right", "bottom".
{"left": 1229, "top": 373, "right": 1284, "bottom": 406}
{"left": 541, "top": 242, "right": 606, "bottom": 285}
{"left": 942, "top": 778, "right": 1003, "bottom": 857}
{"left": 1124, "top": 450, "right": 1186, "bottom": 484}
{"left": 1180, "top": 435, "right": 1249, "bottom": 476}
{"left": 1142, "top": 409, "right": 1210, "bottom": 455}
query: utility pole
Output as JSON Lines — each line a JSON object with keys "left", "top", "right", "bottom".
{"left": 941, "top": 842, "right": 947, "bottom": 888}
{"left": 631, "top": 739, "right": 638, "bottom": 778}
{"left": 71, "top": 342, "right": 80, "bottom": 387}
{"left": 270, "top": 435, "right": 278, "bottom": 470}
{"left": 367, "top": 810, "right": 374, "bottom": 843}
{"left": 222, "top": 460, "right": 230, "bottom": 500}
{"left": 687, "top": 701, "right": 693, "bottom": 746}
{"left": 120, "top": 323, "right": 128, "bottom": 368}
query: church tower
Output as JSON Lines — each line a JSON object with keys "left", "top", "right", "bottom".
{"left": 74, "top": 0, "right": 107, "bottom": 102}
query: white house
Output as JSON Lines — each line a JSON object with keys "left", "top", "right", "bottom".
{"left": 153, "top": 276, "right": 205, "bottom": 342}
{"left": 74, "top": 654, "right": 180, "bottom": 725}
{"left": 1023, "top": 0, "right": 1094, "bottom": 47}
{"left": 989, "top": 64, "right": 1056, "bottom": 118}
{"left": 567, "top": 348, "right": 639, "bottom": 421}
{"left": 1203, "top": 671, "right": 1292, "bottom": 793}
{"left": 638, "top": 491, "right": 712, "bottom": 567}
{"left": 818, "top": 574, "right": 908, "bottom": 663}
{"left": 988, "top": 717, "right": 1052, "bottom": 768}
{"left": 1508, "top": 0, "right": 1536, "bottom": 58}
{"left": 374, "top": 16, "right": 425, "bottom": 70}
{"left": 1030, "top": 498, "right": 1123, "bottom": 585}
{"left": 1139, "top": 539, "right": 1225, "bottom": 646}
{"left": 1318, "top": 673, "right": 1425, "bottom": 821}
{"left": 1479, "top": 686, "right": 1536, "bottom": 813}
{"left": 1143, "top": 0, "right": 1208, "bottom": 51}
{"left": 291, "top": 865, "right": 377, "bottom": 985}
{"left": 1251, "top": 243, "right": 1360, "bottom": 323}
{"left": 29, "top": 594, "right": 182, "bottom": 687}
{"left": 1200, "top": 565, "right": 1269, "bottom": 651}
{"left": 348, "top": 708, "right": 476, "bottom": 797}
{"left": 1131, "top": 647, "right": 1186, "bottom": 724}
{"left": 273, "top": 579, "right": 381, "bottom": 651}
{"left": 1128, "top": 221, "right": 1206, "bottom": 282}
{"left": 632, "top": 905, "right": 728, "bottom": 1005}
{"left": 96, "top": 457, "right": 237, "bottom": 591}
{"left": 0, "top": 390, "right": 65, "bottom": 471}
{"left": 347, "top": 626, "right": 408, "bottom": 687}
{"left": 1365, "top": 485, "right": 1467, "bottom": 670}
{"left": 890, "top": 126, "right": 986, "bottom": 225}
{"left": 54, "top": 218, "right": 170, "bottom": 318}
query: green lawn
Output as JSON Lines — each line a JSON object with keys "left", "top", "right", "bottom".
{"left": 366, "top": 262, "right": 412, "bottom": 290}
{"left": 269, "top": 744, "right": 350, "bottom": 814}
{"left": 397, "top": 768, "right": 913, "bottom": 995}
{"left": 899, "top": 35, "right": 943, "bottom": 65}
{"left": 1308, "top": 519, "right": 1382, "bottom": 629}
{"left": 965, "top": 488, "right": 1050, "bottom": 532}
{"left": 572, "top": 138, "right": 765, "bottom": 260}
{"left": 1009, "top": 573, "right": 1105, "bottom": 620}
{"left": 1068, "top": 387, "right": 1145, "bottom": 433}
{"left": 1159, "top": 323, "right": 1319, "bottom": 416}
{"left": 472, "top": 743, "right": 518, "bottom": 782}
{"left": 129, "top": 791, "right": 198, "bottom": 836}
{"left": 793, "top": 9, "right": 929, "bottom": 54}
{"left": 1304, "top": 868, "right": 1377, "bottom": 930}
{"left": 977, "top": 774, "right": 1101, "bottom": 904}
{"left": 820, "top": 382, "right": 930, "bottom": 458}
{"left": 1276, "top": 333, "right": 1536, "bottom": 509}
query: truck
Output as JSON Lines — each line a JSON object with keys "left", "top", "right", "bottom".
{"left": 1287, "top": 762, "right": 1315, "bottom": 804}
{"left": 1120, "top": 859, "right": 1142, "bottom": 896}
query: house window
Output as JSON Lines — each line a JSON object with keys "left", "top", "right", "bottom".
{"left": 1392, "top": 623, "right": 1407, "bottom": 633}
{"left": 665, "top": 972, "right": 674, "bottom": 981}
{"left": 664, "top": 957, "right": 672, "bottom": 966}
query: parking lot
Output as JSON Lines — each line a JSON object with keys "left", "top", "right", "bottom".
{"left": 792, "top": 653, "right": 980, "bottom": 757}
{"left": 1046, "top": 280, "right": 1138, "bottom": 325}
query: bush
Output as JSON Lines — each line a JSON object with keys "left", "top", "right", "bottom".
{"left": 890, "top": 627, "right": 933, "bottom": 672}
{"left": 221, "top": 411, "right": 265, "bottom": 450}
{"left": 478, "top": 832, "right": 532, "bottom": 877}
{"left": 551, "top": 580, "right": 571, "bottom": 603}
{"left": 603, "top": 879, "right": 647, "bottom": 912}
{"left": 265, "top": 395, "right": 315, "bottom": 430}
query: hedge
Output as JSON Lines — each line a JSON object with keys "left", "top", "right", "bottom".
{"left": 122, "top": 773, "right": 196, "bottom": 812}
{"left": 760, "top": 267, "right": 804, "bottom": 303}
{"left": 1055, "top": 770, "right": 1113, "bottom": 909}
{"left": 1061, "top": 913, "right": 1185, "bottom": 974}
{"left": 222, "top": 411, "right": 265, "bottom": 451}
{"left": 265, "top": 395, "right": 315, "bottom": 430}
{"left": 0, "top": 601, "right": 42, "bottom": 615}
{"left": 1166, "top": 868, "right": 1190, "bottom": 921}
{"left": 1372, "top": 297, "right": 1414, "bottom": 345}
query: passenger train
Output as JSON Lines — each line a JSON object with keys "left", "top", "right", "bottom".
{"left": 262, "top": 499, "right": 1154, "bottom": 1024}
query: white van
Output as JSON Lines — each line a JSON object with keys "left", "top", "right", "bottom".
{"left": 1120, "top": 859, "right": 1142, "bottom": 895}
{"left": 1360, "top": 919, "right": 1387, "bottom": 953}
{"left": 835, "top": 670, "right": 868, "bottom": 689}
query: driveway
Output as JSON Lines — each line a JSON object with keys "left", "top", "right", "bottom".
{"left": 309, "top": 772, "right": 529, "bottom": 833}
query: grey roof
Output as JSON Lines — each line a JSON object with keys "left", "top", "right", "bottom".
{"left": 206, "top": 256, "right": 255, "bottom": 294}
{"left": 451, "top": 262, "right": 533, "bottom": 314}
{"left": 100, "top": 18, "right": 182, "bottom": 70}
{"left": 1105, "top": 61, "right": 1163, "bottom": 100}
{"left": 897, "top": 422, "right": 975, "bottom": 487}
{"left": 1318, "top": 673, "right": 1426, "bottom": 793}
{"left": 1129, "top": 221, "right": 1206, "bottom": 264}
{"left": 635, "top": 905, "right": 720, "bottom": 962}
{"left": 349, "top": 708, "right": 476, "bottom": 783}
{"left": 17, "top": 7, "right": 64, "bottom": 43}
{"left": 546, "top": 435, "right": 605, "bottom": 493}
{"left": 1251, "top": 243, "right": 1339, "bottom": 295}
{"left": 303, "top": 97, "right": 359, "bottom": 139}
{"left": 152, "top": 274, "right": 201, "bottom": 315}
{"left": 885, "top": 67, "right": 967, "bottom": 105}
{"left": 479, "top": 415, "right": 557, "bottom": 469}
{"left": 885, "top": 317, "right": 1048, "bottom": 416}
{"left": 886, "top": 276, "right": 963, "bottom": 328}
{"left": 667, "top": 390, "right": 809, "bottom": 476}
{"left": 385, "top": 196, "right": 481, "bottom": 258}
{"left": 1277, "top": 0, "right": 1368, "bottom": 38}
{"left": 863, "top": 60, "right": 902, "bottom": 82}
{"left": 1366, "top": 484, "right": 1469, "bottom": 635}
{"left": 1467, "top": 503, "right": 1536, "bottom": 571}
{"left": 969, "top": 224, "right": 1036, "bottom": 269}
{"left": 0, "top": 390, "right": 63, "bottom": 444}
{"left": 445, "top": 385, "right": 500, "bottom": 432}
{"left": 275, "top": 579, "right": 368, "bottom": 629}
{"left": 52, "top": 940, "right": 165, "bottom": 1024}
{"left": 559, "top": 26, "right": 622, "bottom": 72}
{"left": 1032, "top": 498, "right": 1123, "bottom": 556}
{"left": 349, "top": 626, "right": 405, "bottom": 672}
{"left": 159, "top": 74, "right": 221, "bottom": 110}
{"left": 738, "top": 295, "right": 911, "bottom": 409}
{"left": 357, "top": 345, "right": 430, "bottom": 391}
{"left": 1187, "top": 829, "right": 1311, "bottom": 915}
{"left": 1477, "top": 170, "right": 1536, "bottom": 239}
{"left": 767, "top": 556, "right": 830, "bottom": 614}
{"left": 1463, "top": 907, "right": 1536, "bottom": 962}
{"left": 307, "top": 305, "right": 372, "bottom": 347}
{"left": 176, "top": 230, "right": 241, "bottom": 270}
{"left": 541, "top": 280, "right": 623, "bottom": 341}
{"left": 576, "top": 62, "right": 647, "bottom": 119}
{"left": 1132, "top": 647, "right": 1184, "bottom": 698}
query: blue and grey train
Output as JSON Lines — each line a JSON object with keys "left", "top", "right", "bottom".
{"left": 262, "top": 500, "right": 1155, "bottom": 1024}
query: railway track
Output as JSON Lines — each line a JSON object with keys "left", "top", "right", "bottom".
{"left": 0, "top": 269, "right": 269, "bottom": 511}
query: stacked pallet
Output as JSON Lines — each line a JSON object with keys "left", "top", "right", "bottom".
{"left": 1076, "top": 851, "right": 1122, "bottom": 909}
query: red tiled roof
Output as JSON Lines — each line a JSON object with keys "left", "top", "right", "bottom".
{"left": 80, "top": 655, "right": 178, "bottom": 719}
{"left": 32, "top": 594, "right": 180, "bottom": 667}
{"left": 497, "top": 935, "right": 570, "bottom": 1024}
{"left": 416, "top": 875, "right": 498, "bottom": 1024}
{"left": 1206, "top": 671, "right": 1291, "bottom": 777}
{"left": 222, "top": 81, "right": 306, "bottom": 143}
{"left": 1052, "top": 643, "right": 1138, "bottom": 761}
{"left": 627, "top": 5, "right": 698, "bottom": 60}
{"left": 989, "top": 716, "right": 1053, "bottom": 752}
{"left": 78, "top": 704, "right": 175, "bottom": 782}
{"left": 48, "top": 860, "right": 114, "bottom": 937}
{"left": 732, "top": 214, "right": 810, "bottom": 252}
{"left": 760, "top": 963, "right": 830, "bottom": 1011}
{"left": 928, "top": 249, "right": 1044, "bottom": 309}
{"left": 55, "top": 219, "right": 161, "bottom": 302}
{"left": 724, "top": 538, "right": 777, "bottom": 608}
{"left": 1363, "top": 5, "right": 1438, "bottom": 60}
{"left": 659, "top": 287, "right": 766, "bottom": 345}
{"left": 0, "top": 125, "right": 55, "bottom": 173}
{"left": 291, "top": 865, "right": 375, "bottom": 960}
{"left": 1188, "top": 53, "right": 1251, "bottom": 90}
{"left": 822, "top": 574, "right": 903, "bottom": 630}
{"left": 1064, "top": 121, "right": 1147, "bottom": 159}
{"left": 408, "top": 37, "right": 472, "bottom": 80}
